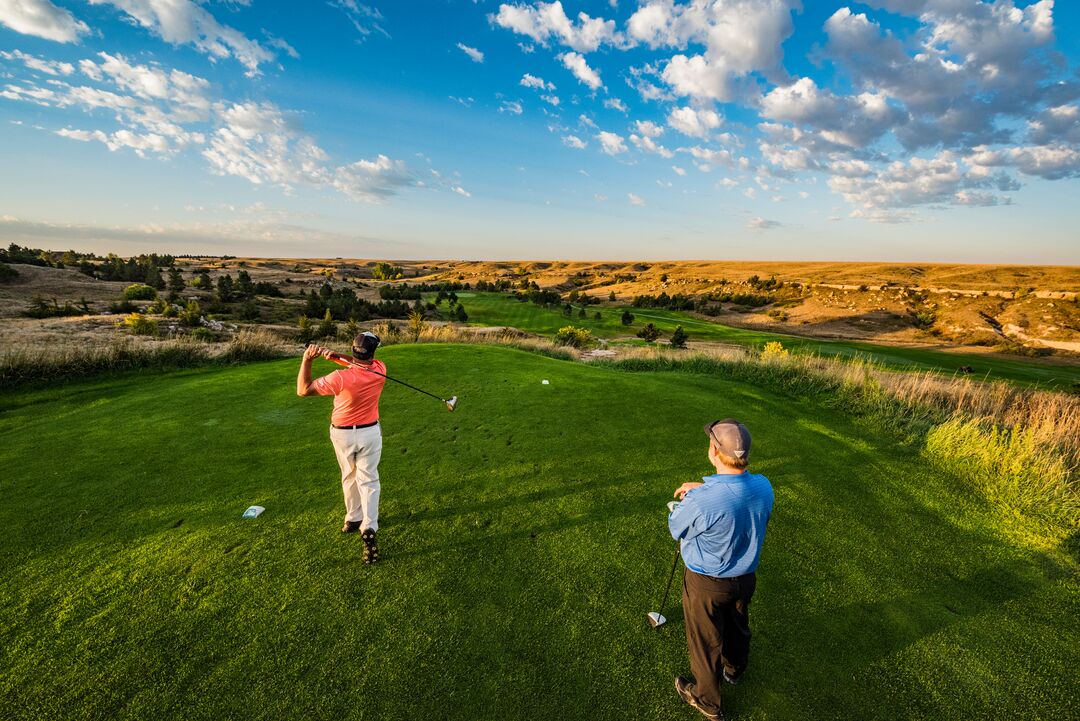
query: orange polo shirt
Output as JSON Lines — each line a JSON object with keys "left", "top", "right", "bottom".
{"left": 312, "top": 360, "right": 386, "bottom": 426}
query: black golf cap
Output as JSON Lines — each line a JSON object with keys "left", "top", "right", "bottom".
{"left": 352, "top": 331, "right": 380, "bottom": 360}
{"left": 704, "top": 418, "right": 751, "bottom": 460}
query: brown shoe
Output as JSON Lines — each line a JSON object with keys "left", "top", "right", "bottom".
{"left": 674, "top": 676, "right": 723, "bottom": 721}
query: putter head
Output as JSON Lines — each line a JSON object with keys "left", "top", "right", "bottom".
{"left": 445, "top": 396, "right": 458, "bottom": 412}
{"left": 647, "top": 612, "right": 667, "bottom": 628}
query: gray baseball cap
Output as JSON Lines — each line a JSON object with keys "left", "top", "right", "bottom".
{"left": 352, "top": 331, "right": 380, "bottom": 360}
{"left": 704, "top": 419, "right": 751, "bottom": 460}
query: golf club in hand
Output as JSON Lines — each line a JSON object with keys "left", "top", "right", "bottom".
{"left": 308, "top": 344, "right": 459, "bottom": 411}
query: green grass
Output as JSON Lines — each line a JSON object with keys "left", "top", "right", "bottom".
{"left": 448, "top": 292, "right": 1080, "bottom": 388}
{"left": 1, "top": 345, "right": 1076, "bottom": 720}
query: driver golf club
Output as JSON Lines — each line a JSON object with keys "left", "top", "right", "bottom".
{"left": 647, "top": 546, "right": 681, "bottom": 628}
{"left": 311, "top": 344, "right": 459, "bottom": 412}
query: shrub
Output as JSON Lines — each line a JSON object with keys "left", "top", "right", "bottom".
{"left": 297, "top": 315, "right": 313, "bottom": 343}
{"left": 911, "top": 311, "right": 936, "bottom": 330}
{"left": 108, "top": 300, "right": 138, "bottom": 314}
{"left": 25, "top": 297, "right": 82, "bottom": 318}
{"left": 122, "top": 284, "right": 157, "bottom": 301}
{"left": 339, "top": 318, "right": 360, "bottom": 343}
{"left": 221, "top": 328, "right": 290, "bottom": 363}
{"left": 0, "top": 262, "right": 19, "bottom": 283}
{"left": 180, "top": 300, "right": 202, "bottom": 327}
{"left": 593, "top": 312, "right": 602, "bottom": 320}
{"left": 621, "top": 310, "right": 634, "bottom": 326}
{"left": 670, "top": 325, "right": 689, "bottom": 349}
{"left": 767, "top": 309, "right": 789, "bottom": 322}
{"left": 119, "top": 313, "right": 158, "bottom": 336}
{"left": 238, "top": 300, "right": 261, "bottom": 321}
{"left": 636, "top": 323, "right": 661, "bottom": 343}
{"left": 316, "top": 309, "right": 337, "bottom": 339}
{"left": 190, "top": 327, "right": 216, "bottom": 343}
{"left": 554, "top": 326, "right": 593, "bottom": 348}
{"left": 408, "top": 309, "right": 426, "bottom": 340}
{"left": 372, "top": 262, "right": 404, "bottom": 281}
{"left": 761, "top": 341, "right": 789, "bottom": 359}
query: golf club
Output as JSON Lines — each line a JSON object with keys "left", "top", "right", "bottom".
{"left": 310, "top": 344, "right": 459, "bottom": 412}
{"left": 647, "top": 546, "right": 681, "bottom": 628}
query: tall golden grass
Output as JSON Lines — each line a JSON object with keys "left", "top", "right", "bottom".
{"left": 594, "top": 344, "right": 1078, "bottom": 540}
{"left": 0, "top": 328, "right": 291, "bottom": 386}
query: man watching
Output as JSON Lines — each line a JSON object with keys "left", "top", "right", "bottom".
{"left": 669, "top": 419, "right": 774, "bottom": 721}
{"left": 297, "top": 331, "right": 386, "bottom": 564}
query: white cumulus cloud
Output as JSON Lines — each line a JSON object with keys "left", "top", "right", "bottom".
{"left": 667, "top": 105, "right": 723, "bottom": 138}
{"left": 597, "top": 130, "right": 627, "bottom": 155}
{"left": 559, "top": 51, "right": 602, "bottom": 90}
{"left": 0, "top": 0, "right": 88, "bottom": 42}
{"left": 520, "top": 73, "right": 555, "bottom": 91}
{"left": 492, "top": 1, "right": 619, "bottom": 53}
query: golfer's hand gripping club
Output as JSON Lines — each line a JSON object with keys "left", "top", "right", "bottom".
{"left": 305, "top": 343, "right": 459, "bottom": 412}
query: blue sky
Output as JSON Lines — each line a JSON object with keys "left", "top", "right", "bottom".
{"left": 1, "top": 0, "right": 1078, "bottom": 262}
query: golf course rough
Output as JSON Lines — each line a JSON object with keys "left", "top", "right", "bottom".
{"left": 1, "top": 345, "right": 1076, "bottom": 720}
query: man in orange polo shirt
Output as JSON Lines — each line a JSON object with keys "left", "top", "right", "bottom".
{"left": 297, "top": 332, "right": 386, "bottom": 564}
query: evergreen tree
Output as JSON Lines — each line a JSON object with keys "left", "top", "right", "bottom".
{"left": 670, "top": 325, "right": 689, "bottom": 349}
{"left": 216, "top": 274, "right": 234, "bottom": 303}
{"left": 167, "top": 267, "right": 185, "bottom": 294}
{"left": 236, "top": 269, "right": 255, "bottom": 299}
{"left": 197, "top": 269, "right": 212, "bottom": 289}
{"left": 316, "top": 309, "right": 337, "bottom": 339}
{"left": 297, "top": 315, "right": 312, "bottom": 343}
{"left": 455, "top": 304, "right": 468, "bottom": 323}
{"left": 621, "top": 310, "right": 634, "bottom": 325}
{"left": 636, "top": 323, "right": 661, "bottom": 343}
{"left": 145, "top": 265, "right": 166, "bottom": 290}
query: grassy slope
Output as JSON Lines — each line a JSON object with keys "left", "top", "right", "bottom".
{"left": 451, "top": 293, "right": 1080, "bottom": 387}
{"left": 1, "top": 345, "right": 1076, "bottom": 721}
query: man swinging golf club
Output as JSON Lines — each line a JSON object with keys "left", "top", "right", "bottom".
{"left": 669, "top": 419, "right": 774, "bottom": 721}
{"left": 297, "top": 331, "right": 385, "bottom": 564}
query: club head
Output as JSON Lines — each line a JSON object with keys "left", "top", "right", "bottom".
{"left": 647, "top": 612, "right": 667, "bottom": 628}
{"left": 445, "top": 396, "right": 458, "bottom": 412}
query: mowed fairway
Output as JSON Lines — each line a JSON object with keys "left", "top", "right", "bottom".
{"left": 451, "top": 292, "right": 1080, "bottom": 388}
{"left": 1, "top": 345, "right": 1076, "bottom": 720}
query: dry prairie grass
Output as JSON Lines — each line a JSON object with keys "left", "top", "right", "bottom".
{"left": 593, "top": 343, "right": 1078, "bottom": 539}
{"left": 0, "top": 328, "right": 291, "bottom": 386}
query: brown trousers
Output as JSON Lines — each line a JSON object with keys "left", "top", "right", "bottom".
{"left": 682, "top": 567, "right": 757, "bottom": 713}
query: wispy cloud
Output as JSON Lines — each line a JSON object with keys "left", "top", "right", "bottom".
{"left": 86, "top": 0, "right": 278, "bottom": 75}
{"left": 328, "top": 0, "right": 389, "bottom": 41}
{"left": 457, "top": 42, "right": 484, "bottom": 63}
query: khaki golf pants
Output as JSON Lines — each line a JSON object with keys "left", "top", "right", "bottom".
{"left": 329, "top": 424, "right": 382, "bottom": 532}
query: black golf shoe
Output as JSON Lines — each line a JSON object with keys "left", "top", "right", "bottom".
{"left": 675, "top": 676, "right": 723, "bottom": 721}
{"left": 361, "top": 528, "right": 379, "bottom": 564}
{"left": 722, "top": 670, "right": 741, "bottom": 686}
{"left": 341, "top": 520, "right": 361, "bottom": 533}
